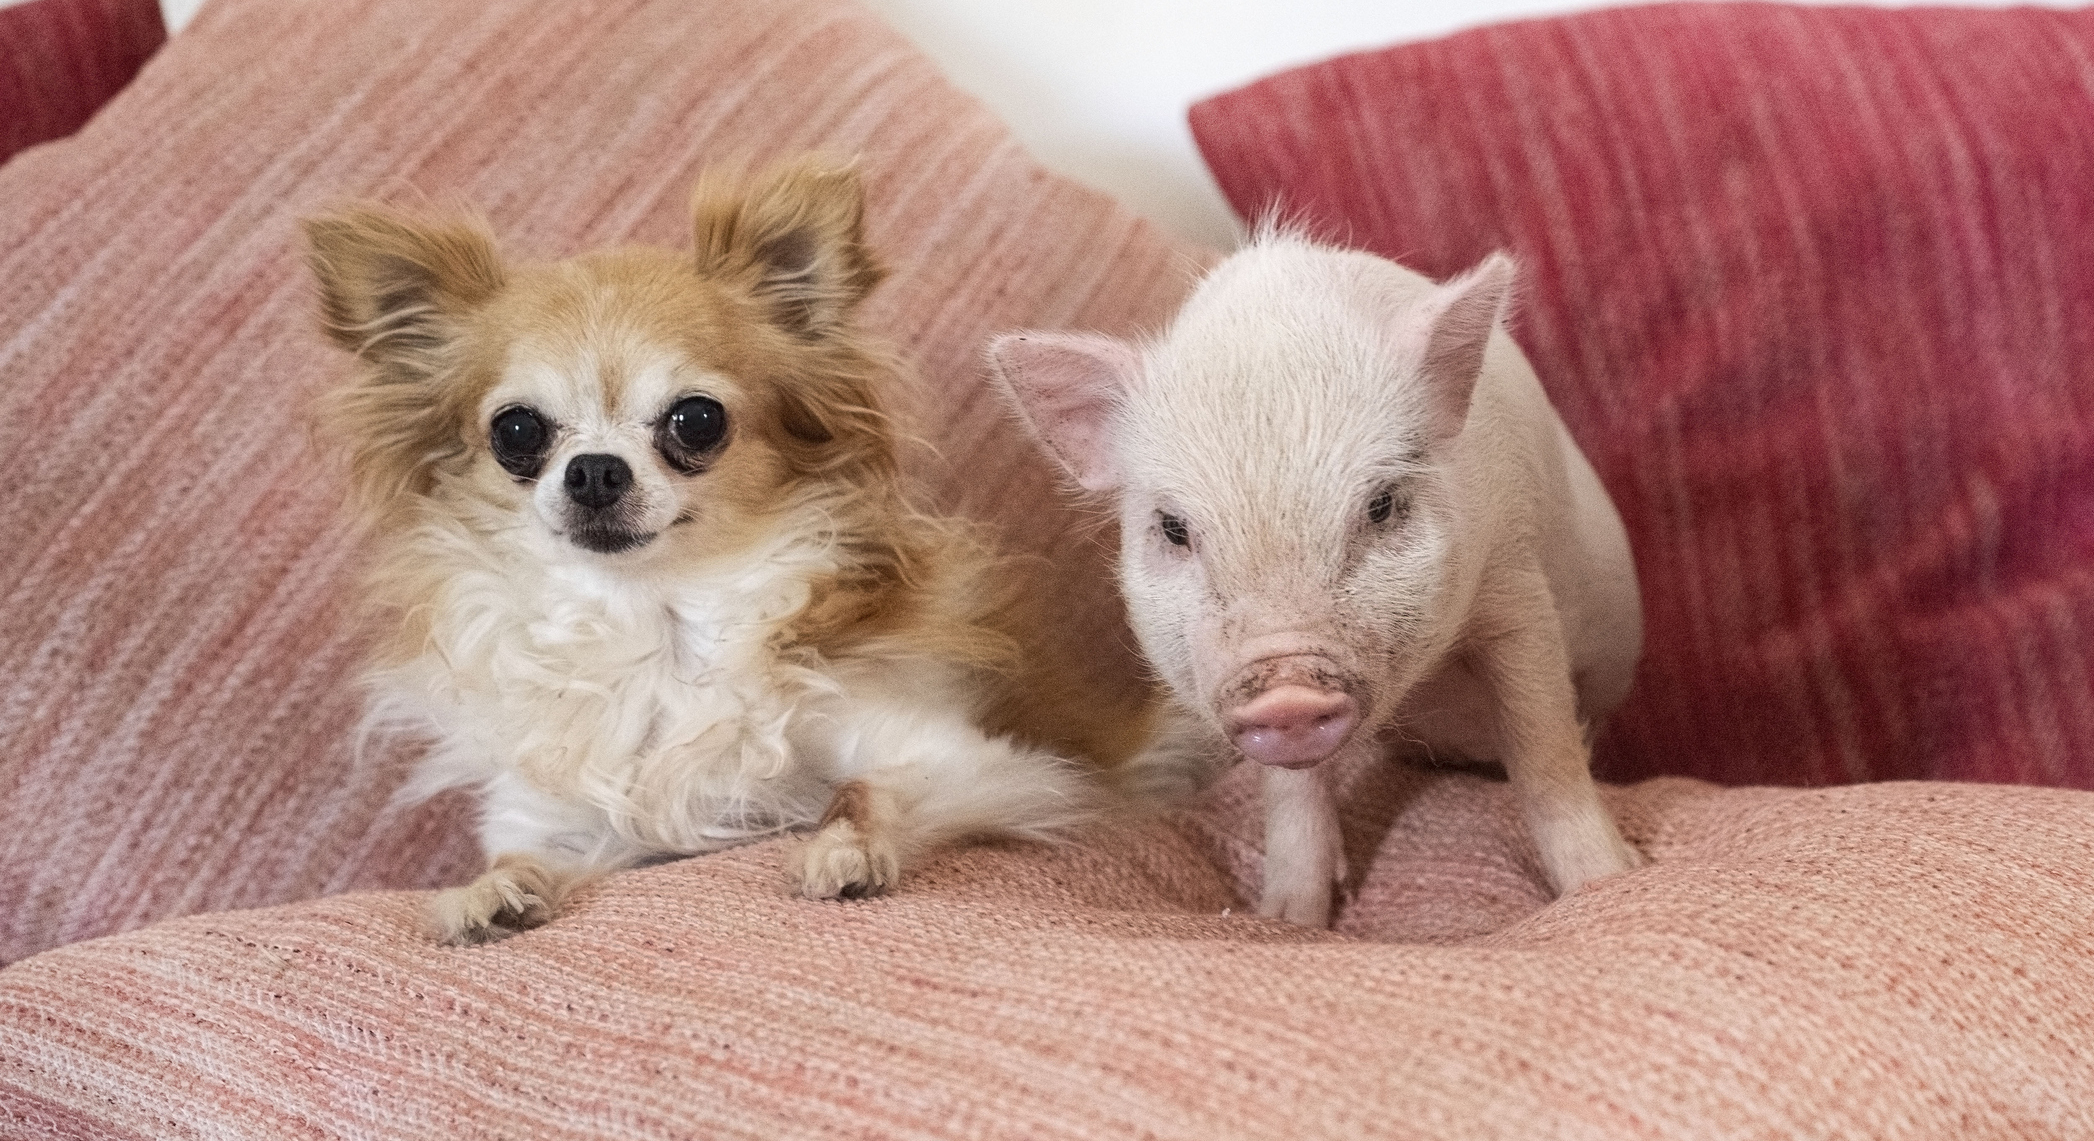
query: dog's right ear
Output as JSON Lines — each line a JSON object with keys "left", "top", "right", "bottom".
{"left": 305, "top": 208, "right": 506, "bottom": 521}
{"left": 304, "top": 207, "right": 505, "bottom": 380}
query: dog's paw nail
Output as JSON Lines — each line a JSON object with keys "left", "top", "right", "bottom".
{"left": 428, "top": 862, "right": 565, "bottom": 945}
{"left": 795, "top": 821, "right": 898, "bottom": 901}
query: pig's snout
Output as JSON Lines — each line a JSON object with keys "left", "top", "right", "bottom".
{"left": 1226, "top": 687, "right": 1358, "bottom": 767}
{"left": 1222, "top": 659, "right": 1360, "bottom": 769}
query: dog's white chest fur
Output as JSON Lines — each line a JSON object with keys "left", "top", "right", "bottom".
{"left": 380, "top": 514, "right": 842, "bottom": 868}
{"left": 313, "top": 159, "right": 1113, "bottom": 940}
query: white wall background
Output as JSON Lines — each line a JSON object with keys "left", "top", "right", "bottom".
{"left": 146, "top": 0, "right": 2071, "bottom": 248}
{"left": 846, "top": 0, "right": 1609, "bottom": 247}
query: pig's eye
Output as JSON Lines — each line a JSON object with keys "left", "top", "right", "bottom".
{"left": 1158, "top": 512, "right": 1191, "bottom": 548}
{"left": 1367, "top": 484, "right": 1408, "bottom": 525}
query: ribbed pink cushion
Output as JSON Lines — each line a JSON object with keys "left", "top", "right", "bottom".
{"left": 1189, "top": 3, "right": 2094, "bottom": 790}
{"left": 0, "top": 0, "right": 1199, "bottom": 964}
{"left": 4, "top": 767, "right": 2090, "bottom": 1137}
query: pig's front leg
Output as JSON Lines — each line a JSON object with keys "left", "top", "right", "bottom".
{"left": 1258, "top": 756, "right": 1348, "bottom": 926}
{"left": 1472, "top": 569, "right": 1645, "bottom": 896}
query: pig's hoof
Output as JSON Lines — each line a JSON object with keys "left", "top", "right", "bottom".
{"left": 1257, "top": 879, "right": 1336, "bottom": 928}
{"left": 794, "top": 819, "right": 900, "bottom": 900}
{"left": 1256, "top": 818, "right": 1347, "bottom": 927}
{"left": 1545, "top": 833, "right": 1648, "bottom": 896}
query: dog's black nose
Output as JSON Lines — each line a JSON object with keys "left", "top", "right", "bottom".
{"left": 564, "top": 453, "right": 632, "bottom": 509}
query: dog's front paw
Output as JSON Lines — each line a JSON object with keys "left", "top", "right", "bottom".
{"left": 794, "top": 818, "right": 901, "bottom": 901}
{"left": 426, "top": 855, "right": 567, "bottom": 945}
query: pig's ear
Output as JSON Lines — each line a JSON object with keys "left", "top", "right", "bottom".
{"left": 986, "top": 332, "right": 1138, "bottom": 493}
{"left": 1413, "top": 252, "right": 1515, "bottom": 442}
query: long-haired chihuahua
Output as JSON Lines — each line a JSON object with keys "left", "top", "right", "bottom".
{"left": 306, "top": 158, "right": 1154, "bottom": 943}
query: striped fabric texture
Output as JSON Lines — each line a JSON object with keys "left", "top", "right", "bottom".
{"left": 4, "top": 764, "right": 2091, "bottom": 1138}
{"left": 1190, "top": 3, "right": 2094, "bottom": 790}
{"left": 0, "top": 0, "right": 1196, "bottom": 965}
{"left": 0, "top": 0, "right": 164, "bottom": 164}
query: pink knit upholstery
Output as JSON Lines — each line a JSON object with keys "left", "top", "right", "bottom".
{"left": 0, "top": 0, "right": 1197, "bottom": 964}
{"left": 1190, "top": 3, "right": 2094, "bottom": 791}
{"left": 4, "top": 766, "right": 2090, "bottom": 1137}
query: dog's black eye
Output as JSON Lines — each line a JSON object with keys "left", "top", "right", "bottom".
{"left": 489, "top": 406, "right": 551, "bottom": 479}
{"left": 1159, "top": 513, "right": 1191, "bottom": 548}
{"left": 658, "top": 396, "right": 728, "bottom": 471}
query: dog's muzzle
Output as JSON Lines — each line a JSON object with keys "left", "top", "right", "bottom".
{"left": 561, "top": 453, "right": 653, "bottom": 553}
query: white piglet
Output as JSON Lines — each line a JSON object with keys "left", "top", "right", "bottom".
{"left": 988, "top": 232, "right": 1646, "bottom": 926}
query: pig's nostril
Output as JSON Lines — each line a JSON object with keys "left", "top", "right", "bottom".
{"left": 1230, "top": 686, "right": 1352, "bottom": 730}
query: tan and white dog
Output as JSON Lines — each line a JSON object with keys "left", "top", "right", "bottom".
{"left": 307, "top": 159, "right": 1150, "bottom": 943}
{"left": 990, "top": 232, "right": 1646, "bottom": 927}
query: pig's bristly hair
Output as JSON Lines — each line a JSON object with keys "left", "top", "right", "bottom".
{"left": 1241, "top": 215, "right": 1522, "bottom": 351}
{"left": 1244, "top": 209, "right": 1367, "bottom": 257}
{"left": 993, "top": 225, "right": 1641, "bottom": 925}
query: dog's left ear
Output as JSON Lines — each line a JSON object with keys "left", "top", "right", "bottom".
{"left": 691, "top": 157, "right": 884, "bottom": 340}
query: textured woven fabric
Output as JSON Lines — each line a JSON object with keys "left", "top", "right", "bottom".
{"left": 1189, "top": 3, "right": 2094, "bottom": 790}
{"left": 4, "top": 767, "right": 2091, "bottom": 1139}
{"left": 0, "top": 0, "right": 1200, "bottom": 964}
{"left": 0, "top": 0, "right": 163, "bottom": 164}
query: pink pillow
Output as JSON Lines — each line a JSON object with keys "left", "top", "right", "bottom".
{"left": 1190, "top": 4, "right": 2094, "bottom": 790}
{"left": 0, "top": 0, "right": 1203, "bottom": 963}
{"left": 5, "top": 768, "right": 2090, "bottom": 1136}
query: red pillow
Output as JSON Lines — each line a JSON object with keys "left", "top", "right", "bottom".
{"left": 0, "top": 0, "right": 162, "bottom": 163}
{"left": 1191, "top": 3, "right": 2094, "bottom": 789}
